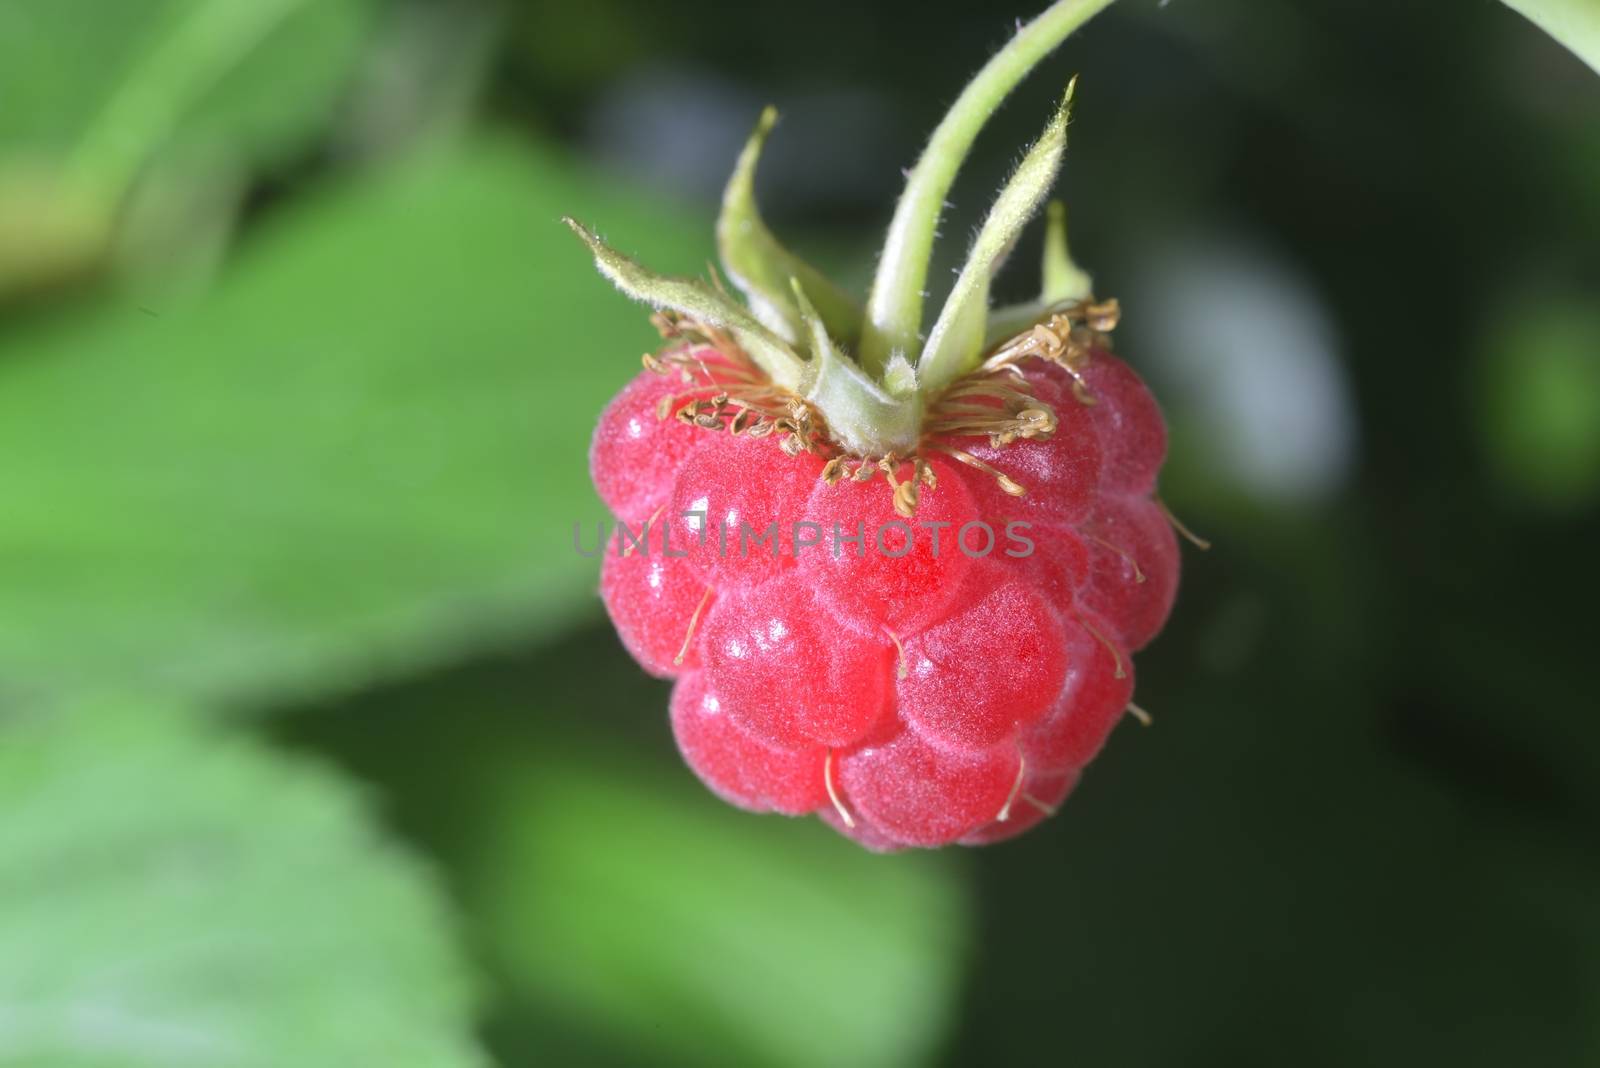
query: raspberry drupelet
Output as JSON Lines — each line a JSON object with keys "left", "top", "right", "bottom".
{"left": 572, "top": 1, "right": 1199, "bottom": 850}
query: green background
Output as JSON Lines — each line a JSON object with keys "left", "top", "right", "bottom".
{"left": 1, "top": 0, "right": 1596, "bottom": 1064}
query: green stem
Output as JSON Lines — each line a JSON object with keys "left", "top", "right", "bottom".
{"left": 858, "top": 0, "right": 1118, "bottom": 376}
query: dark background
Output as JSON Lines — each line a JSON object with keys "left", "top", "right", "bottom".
{"left": 2, "top": 1, "right": 1596, "bottom": 1065}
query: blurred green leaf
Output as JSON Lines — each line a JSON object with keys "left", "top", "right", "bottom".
{"left": 1477, "top": 295, "right": 1600, "bottom": 508}
{"left": 0, "top": 165, "right": 109, "bottom": 298}
{"left": 478, "top": 740, "right": 971, "bottom": 1068}
{"left": 334, "top": 0, "right": 505, "bottom": 160}
{"left": 275, "top": 628, "right": 975, "bottom": 1068}
{"left": 0, "top": 702, "right": 484, "bottom": 1066}
{"left": 0, "top": 0, "right": 375, "bottom": 196}
{"left": 0, "top": 0, "right": 377, "bottom": 295}
{"left": 0, "top": 138, "right": 707, "bottom": 709}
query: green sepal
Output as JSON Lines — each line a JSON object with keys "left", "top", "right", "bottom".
{"left": 717, "top": 107, "right": 865, "bottom": 348}
{"left": 793, "top": 279, "right": 921, "bottom": 456}
{"left": 1041, "top": 199, "right": 1092, "bottom": 303}
{"left": 983, "top": 198, "right": 1094, "bottom": 348}
{"left": 564, "top": 217, "right": 804, "bottom": 390}
{"left": 882, "top": 352, "right": 919, "bottom": 397}
{"left": 917, "top": 81, "right": 1074, "bottom": 398}
{"left": 859, "top": 0, "right": 1116, "bottom": 374}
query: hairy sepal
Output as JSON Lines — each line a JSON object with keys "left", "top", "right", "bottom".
{"left": 565, "top": 218, "right": 804, "bottom": 390}
{"left": 793, "top": 279, "right": 920, "bottom": 456}
{"left": 918, "top": 83, "right": 1074, "bottom": 398}
{"left": 717, "top": 107, "right": 865, "bottom": 349}
{"left": 860, "top": 0, "right": 1115, "bottom": 374}
{"left": 984, "top": 199, "right": 1094, "bottom": 348}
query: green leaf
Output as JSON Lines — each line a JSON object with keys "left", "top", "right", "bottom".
{"left": 0, "top": 166, "right": 110, "bottom": 299}
{"left": 1476, "top": 293, "right": 1600, "bottom": 508}
{"left": 0, "top": 702, "right": 484, "bottom": 1066}
{"left": 918, "top": 84, "right": 1074, "bottom": 397}
{"left": 478, "top": 739, "right": 971, "bottom": 1068}
{"left": 0, "top": 0, "right": 376, "bottom": 199}
{"left": 565, "top": 216, "right": 805, "bottom": 388}
{"left": 277, "top": 627, "right": 976, "bottom": 1068}
{"left": 716, "top": 107, "right": 865, "bottom": 348}
{"left": 0, "top": 0, "right": 376, "bottom": 298}
{"left": 0, "top": 138, "right": 710, "bottom": 709}
{"left": 1498, "top": 0, "right": 1600, "bottom": 75}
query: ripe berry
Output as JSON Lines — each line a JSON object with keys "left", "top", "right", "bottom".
{"left": 669, "top": 433, "right": 823, "bottom": 586}
{"left": 795, "top": 456, "right": 978, "bottom": 635}
{"left": 575, "top": 1, "right": 1197, "bottom": 849}
{"left": 1023, "top": 610, "right": 1137, "bottom": 773}
{"left": 1077, "top": 494, "right": 1180, "bottom": 652}
{"left": 701, "top": 573, "right": 893, "bottom": 749}
{"left": 897, "top": 565, "right": 1068, "bottom": 752}
{"left": 954, "top": 389, "right": 1102, "bottom": 525}
{"left": 590, "top": 362, "right": 713, "bottom": 523}
{"left": 837, "top": 730, "right": 1019, "bottom": 848}
{"left": 1074, "top": 355, "right": 1168, "bottom": 495}
{"left": 599, "top": 545, "right": 710, "bottom": 677}
{"left": 670, "top": 672, "right": 828, "bottom": 815}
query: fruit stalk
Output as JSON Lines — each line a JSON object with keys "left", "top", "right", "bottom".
{"left": 859, "top": 0, "right": 1119, "bottom": 374}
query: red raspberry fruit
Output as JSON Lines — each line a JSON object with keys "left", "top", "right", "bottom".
{"left": 700, "top": 572, "right": 894, "bottom": 749}
{"left": 574, "top": 2, "right": 1198, "bottom": 849}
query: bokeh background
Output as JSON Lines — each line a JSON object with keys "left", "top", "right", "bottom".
{"left": 2, "top": 1, "right": 1598, "bottom": 1065}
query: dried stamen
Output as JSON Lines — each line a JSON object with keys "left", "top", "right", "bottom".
{"left": 824, "top": 749, "right": 855, "bottom": 828}
{"left": 1158, "top": 498, "right": 1212, "bottom": 551}
{"left": 981, "top": 299, "right": 1119, "bottom": 407}
{"left": 649, "top": 335, "right": 835, "bottom": 456}
{"left": 996, "top": 748, "right": 1027, "bottom": 823}
{"left": 1021, "top": 791, "right": 1058, "bottom": 817}
{"left": 622, "top": 504, "right": 664, "bottom": 558}
{"left": 673, "top": 585, "right": 714, "bottom": 666}
{"left": 1077, "top": 611, "right": 1127, "bottom": 680}
{"left": 923, "top": 371, "right": 1059, "bottom": 447}
{"left": 1126, "top": 701, "right": 1152, "bottom": 727}
{"left": 879, "top": 457, "right": 921, "bottom": 517}
{"left": 1084, "top": 533, "right": 1145, "bottom": 583}
{"left": 933, "top": 445, "right": 1027, "bottom": 497}
{"left": 884, "top": 627, "right": 909, "bottom": 680}
{"left": 636, "top": 298, "right": 1121, "bottom": 518}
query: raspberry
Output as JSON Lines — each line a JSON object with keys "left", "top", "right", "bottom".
{"left": 669, "top": 433, "right": 824, "bottom": 586}
{"left": 1073, "top": 354, "right": 1168, "bottom": 495}
{"left": 1013, "top": 520, "right": 1091, "bottom": 605}
{"left": 575, "top": 2, "right": 1196, "bottom": 848}
{"left": 599, "top": 545, "right": 710, "bottom": 677}
{"left": 670, "top": 672, "right": 828, "bottom": 815}
{"left": 954, "top": 388, "right": 1103, "bottom": 526}
{"left": 795, "top": 455, "right": 979, "bottom": 635}
{"left": 590, "top": 361, "right": 713, "bottom": 523}
{"left": 837, "top": 730, "right": 1019, "bottom": 848}
{"left": 959, "top": 770, "right": 1077, "bottom": 846}
{"left": 897, "top": 564, "right": 1068, "bottom": 751}
{"left": 1023, "top": 609, "right": 1137, "bottom": 772}
{"left": 1077, "top": 494, "right": 1180, "bottom": 652}
{"left": 701, "top": 573, "right": 893, "bottom": 749}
